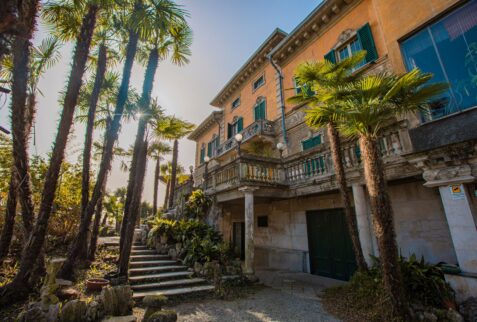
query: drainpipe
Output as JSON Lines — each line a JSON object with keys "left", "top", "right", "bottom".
{"left": 268, "top": 55, "right": 288, "bottom": 144}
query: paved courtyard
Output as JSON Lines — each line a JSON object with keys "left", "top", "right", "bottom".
{"left": 169, "top": 286, "right": 339, "bottom": 322}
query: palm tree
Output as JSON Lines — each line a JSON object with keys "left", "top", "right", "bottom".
{"left": 79, "top": 0, "right": 189, "bottom": 281}
{"left": 0, "top": 0, "right": 99, "bottom": 303}
{"left": 289, "top": 52, "right": 368, "bottom": 272}
{"left": 152, "top": 116, "right": 194, "bottom": 209}
{"left": 118, "top": 16, "right": 192, "bottom": 278}
{"left": 0, "top": 37, "right": 61, "bottom": 262}
{"left": 331, "top": 68, "right": 447, "bottom": 316}
{"left": 159, "top": 160, "right": 187, "bottom": 209}
{"left": 148, "top": 140, "right": 171, "bottom": 216}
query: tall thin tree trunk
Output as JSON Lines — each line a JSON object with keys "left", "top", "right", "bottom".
{"left": 360, "top": 136, "right": 406, "bottom": 315}
{"left": 118, "top": 139, "right": 148, "bottom": 277}
{"left": 78, "top": 43, "right": 107, "bottom": 260}
{"left": 163, "top": 179, "right": 170, "bottom": 209}
{"left": 88, "top": 193, "right": 103, "bottom": 261}
{"left": 119, "top": 47, "right": 159, "bottom": 252}
{"left": 327, "top": 124, "right": 367, "bottom": 271}
{"left": 0, "top": 5, "right": 98, "bottom": 304}
{"left": 0, "top": 175, "right": 18, "bottom": 263}
{"left": 152, "top": 158, "right": 160, "bottom": 215}
{"left": 168, "top": 139, "right": 178, "bottom": 208}
{"left": 58, "top": 26, "right": 139, "bottom": 280}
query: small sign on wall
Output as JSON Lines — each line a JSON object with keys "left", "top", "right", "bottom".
{"left": 449, "top": 184, "right": 465, "bottom": 200}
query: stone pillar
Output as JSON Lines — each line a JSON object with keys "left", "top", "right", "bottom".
{"left": 436, "top": 183, "right": 477, "bottom": 273}
{"left": 352, "top": 184, "right": 375, "bottom": 265}
{"left": 239, "top": 186, "right": 257, "bottom": 276}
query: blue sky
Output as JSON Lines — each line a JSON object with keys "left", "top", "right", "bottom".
{"left": 0, "top": 0, "right": 321, "bottom": 202}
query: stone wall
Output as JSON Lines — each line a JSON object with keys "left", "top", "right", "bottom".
{"left": 218, "top": 180, "right": 457, "bottom": 273}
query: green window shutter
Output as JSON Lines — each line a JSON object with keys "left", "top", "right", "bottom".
{"left": 357, "top": 23, "right": 378, "bottom": 63}
{"left": 200, "top": 148, "right": 205, "bottom": 164}
{"left": 215, "top": 136, "right": 220, "bottom": 147}
{"left": 207, "top": 142, "right": 212, "bottom": 157}
{"left": 237, "top": 117, "right": 243, "bottom": 132}
{"left": 227, "top": 123, "right": 232, "bottom": 139}
{"left": 260, "top": 101, "right": 266, "bottom": 120}
{"left": 302, "top": 135, "right": 322, "bottom": 151}
{"left": 324, "top": 49, "right": 336, "bottom": 64}
{"left": 254, "top": 105, "right": 259, "bottom": 121}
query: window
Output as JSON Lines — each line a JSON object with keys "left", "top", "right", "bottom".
{"left": 253, "top": 75, "right": 265, "bottom": 91}
{"left": 324, "top": 23, "right": 378, "bottom": 66}
{"left": 294, "top": 77, "right": 315, "bottom": 96}
{"left": 207, "top": 135, "right": 220, "bottom": 158}
{"left": 304, "top": 156, "right": 326, "bottom": 176}
{"left": 254, "top": 99, "right": 266, "bottom": 121}
{"left": 199, "top": 145, "right": 206, "bottom": 164}
{"left": 337, "top": 38, "right": 366, "bottom": 71}
{"left": 400, "top": 0, "right": 477, "bottom": 121}
{"left": 231, "top": 97, "right": 240, "bottom": 109}
{"left": 257, "top": 216, "right": 268, "bottom": 227}
{"left": 302, "top": 134, "right": 322, "bottom": 151}
{"left": 227, "top": 117, "right": 243, "bottom": 139}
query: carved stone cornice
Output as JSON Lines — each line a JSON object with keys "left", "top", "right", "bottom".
{"left": 406, "top": 141, "right": 477, "bottom": 187}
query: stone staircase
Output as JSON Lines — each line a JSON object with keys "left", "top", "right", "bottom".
{"left": 129, "top": 244, "right": 214, "bottom": 300}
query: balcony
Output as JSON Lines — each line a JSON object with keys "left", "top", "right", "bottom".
{"left": 215, "top": 119, "right": 275, "bottom": 158}
{"left": 185, "top": 120, "right": 414, "bottom": 202}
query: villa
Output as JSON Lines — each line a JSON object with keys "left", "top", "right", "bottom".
{"left": 181, "top": 0, "right": 477, "bottom": 300}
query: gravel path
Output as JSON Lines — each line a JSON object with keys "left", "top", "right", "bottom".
{"left": 166, "top": 287, "right": 340, "bottom": 322}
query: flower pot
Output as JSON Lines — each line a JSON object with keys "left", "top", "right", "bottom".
{"left": 86, "top": 278, "right": 110, "bottom": 292}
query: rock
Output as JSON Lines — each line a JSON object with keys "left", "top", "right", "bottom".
{"left": 175, "top": 243, "right": 182, "bottom": 253}
{"left": 194, "top": 262, "right": 203, "bottom": 274}
{"left": 145, "top": 310, "right": 177, "bottom": 322}
{"left": 100, "top": 285, "right": 134, "bottom": 316}
{"left": 57, "top": 279, "right": 73, "bottom": 287}
{"left": 459, "top": 296, "right": 477, "bottom": 322}
{"left": 143, "top": 295, "right": 168, "bottom": 320}
{"left": 101, "top": 315, "right": 136, "bottom": 322}
{"left": 17, "top": 304, "right": 48, "bottom": 322}
{"left": 57, "top": 287, "right": 81, "bottom": 301}
{"left": 60, "top": 299, "right": 87, "bottom": 322}
{"left": 143, "top": 295, "right": 168, "bottom": 309}
{"left": 445, "top": 309, "right": 464, "bottom": 322}
{"left": 168, "top": 248, "right": 177, "bottom": 260}
{"left": 86, "top": 300, "right": 104, "bottom": 322}
{"left": 422, "top": 311, "right": 437, "bottom": 322}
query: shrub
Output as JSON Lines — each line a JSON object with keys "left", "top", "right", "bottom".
{"left": 148, "top": 218, "right": 234, "bottom": 266}
{"left": 183, "top": 189, "right": 211, "bottom": 219}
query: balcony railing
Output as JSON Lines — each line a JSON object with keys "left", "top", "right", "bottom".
{"left": 197, "top": 120, "right": 412, "bottom": 194}
{"left": 215, "top": 119, "right": 275, "bottom": 157}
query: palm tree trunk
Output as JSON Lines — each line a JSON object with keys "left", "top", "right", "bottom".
{"left": 327, "top": 123, "right": 367, "bottom": 271}
{"left": 0, "top": 5, "right": 98, "bottom": 304}
{"left": 58, "top": 26, "right": 139, "bottom": 280}
{"left": 0, "top": 175, "right": 18, "bottom": 263}
{"left": 152, "top": 158, "right": 160, "bottom": 215}
{"left": 360, "top": 135, "right": 406, "bottom": 315}
{"left": 119, "top": 47, "right": 159, "bottom": 252}
{"left": 87, "top": 193, "right": 104, "bottom": 261}
{"left": 163, "top": 179, "right": 170, "bottom": 209}
{"left": 168, "top": 139, "right": 179, "bottom": 208}
{"left": 119, "top": 139, "right": 148, "bottom": 277}
{"left": 78, "top": 43, "right": 107, "bottom": 260}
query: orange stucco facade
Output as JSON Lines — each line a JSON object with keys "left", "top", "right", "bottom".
{"left": 190, "top": 0, "right": 466, "bottom": 167}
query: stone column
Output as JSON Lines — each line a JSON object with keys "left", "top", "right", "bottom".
{"left": 239, "top": 186, "right": 258, "bottom": 276}
{"left": 352, "top": 184, "right": 375, "bottom": 265}
{"left": 437, "top": 183, "right": 477, "bottom": 273}
{"left": 422, "top": 165, "right": 477, "bottom": 273}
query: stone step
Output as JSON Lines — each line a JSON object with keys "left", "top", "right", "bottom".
{"left": 129, "top": 271, "right": 193, "bottom": 284}
{"left": 131, "top": 278, "right": 207, "bottom": 291}
{"left": 129, "top": 265, "right": 187, "bottom": 276}
{"left": 130, "top": 249, "right": 157, "bottom": 255}
{"left": 130, "top": 254, "right": 170, "bottom": 262}
{"left": 129, "top": 260, "right": 178, "bottom": 268}
{"left": 132, "top": 245, "right": 148, "bottom": 250}
{"left": 133, "top": 285, "right": 215, "bottom": 299}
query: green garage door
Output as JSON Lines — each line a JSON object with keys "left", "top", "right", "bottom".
{"left": 306, "top": 208, "right": 357, "bottom": 281}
